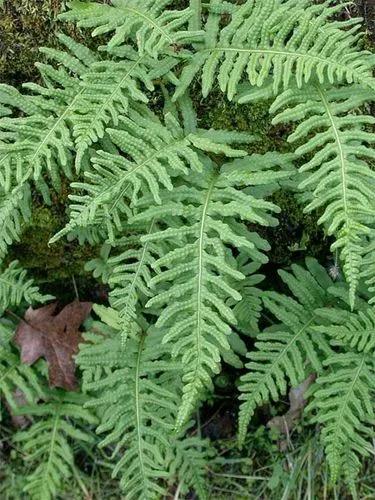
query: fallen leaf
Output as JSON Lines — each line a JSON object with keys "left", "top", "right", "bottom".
{"left": 267, "top": 373, "right": 316, "bottom": 436}
{"left": 14, "top": 301, "right": 92, "bottom": 390}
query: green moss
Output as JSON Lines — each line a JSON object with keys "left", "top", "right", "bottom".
{"left": 0, "top": 0, "right": 108, "bottom": 85}
{"left": 261, "top": 190, "right": 332, "bottom": 267}
{"left": 193, "top": 88, "right": 294, "bottom": 155}
{"left": 8, "top": 205, "right": 97, "bottom": 283}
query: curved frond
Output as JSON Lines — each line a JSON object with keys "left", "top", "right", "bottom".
{"left": 78, "top": 308, "right": 179, "bottom": 499}
{"left": 174, "top": 0, "right": 374, "bottom": 101}
{"left": 51, "top": 107, "right": 249, "bottom": 244}
{"left": 133, "top": 154, "right": 292, "bottom": 427}
{"left": 13, "top": 391, "right": 96, "bottom": 500}
{"left": 238, "top": 258, "right": 333, "bottom": 445}
{"left": 307, "top": 352, "right": 375, "bottom": 487}
{"left": 60, "top": 0, "right": 203, "bottom": 55}
{"left": 0, "top": 260, "right": 53, "bottom": 312}
{"left": 267, "top": 82, "right": 375, "bottom": 306}
{"left": 69, "top": 46, "right": 175, "bottom": 167}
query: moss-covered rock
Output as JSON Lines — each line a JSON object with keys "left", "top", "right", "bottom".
{"left": 0, "top": 1, "right": 69, "bottom": 84}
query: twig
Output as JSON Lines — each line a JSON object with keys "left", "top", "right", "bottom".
{"left": 72, "top": 275, "right": 79, "bottom": 301}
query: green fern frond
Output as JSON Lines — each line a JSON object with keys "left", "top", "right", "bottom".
{"left": 306, "top": 352, "right": 375, "bottom": 486}
{"left": 132, "top": 154, "right": 292, "bottom": 428}
{"left": 0, "top": 260, "right": 53, "bottom": 312}
{"left": 79, "top": 305, "right": 212, "bottom": 499}
{"left": 0, "top": 35, "right": 95, "bottom": 189}
{"left": 78, "top": 310, "right": 179, "bottom": 499}
{"left": 60, "top": 0, "right": 203, "bottom": 56}
{"left": 69, "top": 46, "right": 170, "bottom": 168}
{"left": 166, "top": 436, "right": 213, "bottom": 500}
{"left": 13, "top": 391, "right": 96, "bottom": 500}
{"left": 0, "top": 183, "right": 31, "bottom": 259}
{"left": 174, "top": 0, "right": 374, "bottom": 101}
{"left": 108, "top": 222, "right": 164, "bottom": 344}
{"left": 229, "top": 255, "right": 264, "bottom": 337}
{"left": 50, "top": 107, "right": 249, "bottom": 244}
{"left": 315, "top": 306, "right": 375, "bottom": 354}
{"left": 361, "top": 237, "right": 375, "bottom": 304}
{"left": 238, "top": 258, "right": 333, "bottom": 446}
{"left": 0, "top": 36, "right": 96, "bottom": 254}
{"left": 262, "top": 82, "right": 375, "bottom": 306}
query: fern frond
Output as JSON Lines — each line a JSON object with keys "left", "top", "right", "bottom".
{"left": 166, "top": 436, "right": 213, "bottom": 500}
{"left": 0, "top": 260, "right": 53, "bottom": 313}
{"left": 229, "top": 255, "right": 264, "bottom": 337}
{"left": 60, "top": 0, "right": 203, "bottom": 56}
{"left": 0, "top": 183, "right": 31, "bottom": 259}
{"left": 132, "top": 154, "right": 292, "bottom": 428}
{"left": 79, "top": 305, "right": 212, "bottom": 499}
{"left": 0, "top": 35, "right": 95, "bottom": 189}
{"left": 13, "top": 391, "right": 96, "bottom": 500}
{"left": 174, "top": 0, "right": 374, "bottom": 101}
{"left": 307, "top": 352, "right": 375, "bottom": 486}
{"left": 0, "top": 36, "right": 96, "bottom": 254}
{"left": 262, "top": 82, "right": 375, "bottom": 306}
{"left": 108, "top": 223, "right": 164, "bottom": 344}
{"left": 238, "top": 258, "right": 333, "bottom": 445}
{"left": 361, "top": 237, "right": 375, "bottom": 304}
{"left": 78, "top": 307, "right": 180, "bottom": 499}
{"left": 315, "top": 307, "right": 375, "bottom": 354}
{"left": 51, "top": 107, "right": 249, "bottom": 244}
{"left": 69, "top": 46, "right": 171, "bottom": 168}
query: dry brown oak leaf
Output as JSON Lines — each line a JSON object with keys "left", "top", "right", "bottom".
{"left": 14, "top": 301, "right": 92, "bottom": 391}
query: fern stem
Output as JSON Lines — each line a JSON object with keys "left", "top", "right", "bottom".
{"left": 314, "top": 84, "right": 349, "bottom": 224}
{"left": 134, "top": 334, "right": 147, "bottom": 488}
{"left": 173, "top": 481, "right": 183, "bottom": 500}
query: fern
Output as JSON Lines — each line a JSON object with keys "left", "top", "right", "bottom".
{"left": 132, "top": 153, "right": 292, "bottom": 427}
{"left": 306, "top": 307, "right": 375, "bottom": 487}
{"left": 361, "top": 237, "right": 375, "bottom": 305}
{"left": 13, "top": 391, "right": 97, "bottom": 500}
{"left": 238, "top": 258, "right": 334, "bottom": 445}
{"left": 0, "top": 260, "right": 53, "bottom": 313}
{"left": 0, "top": 35, "right": 92, "bottom": 188}
{"left": 315, "top": 306, "right": 375, "bottom": 353}
{"left": 0, "top": 183, "right": 32, "bottom": 259}
{"left": 60, "top": 0, "right": 203, "bottom": 56}
{"left": 108, "top": 223, "right": 163, "bottom": 343}
{"left": 1, "top": 2, "right": 375, "bottom": 496}
{"left": 0, "top": 35, "right": 95, "bottom": 254}
{"left": 266, "top": 82, "right": 375, "bottom": 306}
{"left": 230, "top": 255, "right": 264, "bottom": 337}
{"left": 78, "top": 305, "right": 211, "bottom": 499}
{"left": 51, "top": 106, "right": 249, "bottom": 243}
{"left": 174, "top": 0, "right": 375, "bottom": 101}
{"left": 166, "top": 436, "right": 213, "bottom": 500}
{"left": 307, "top": 351, "right": 375, "bottom": 489}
